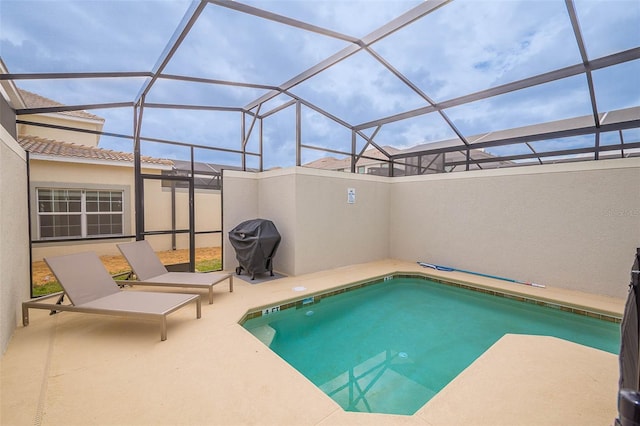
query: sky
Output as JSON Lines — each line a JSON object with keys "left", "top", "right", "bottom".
{"left": 1, "top": 0, "right": 639, "bottom": 169}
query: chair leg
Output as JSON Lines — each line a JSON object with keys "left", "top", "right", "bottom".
{"left": 160, "top": 317, "right": 167, "bottom": 341}
{"left": 22, "top": 304, "right": 29, "bottom": 326}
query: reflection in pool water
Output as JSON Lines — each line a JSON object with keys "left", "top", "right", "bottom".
{"left": 243, "top": 277, "right": 620, "bottom": 415}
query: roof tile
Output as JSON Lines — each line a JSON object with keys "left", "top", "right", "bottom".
{"left": 18, "top": 135, "right": 173, "bottom": 166}
{"left": 18, "top": 89, "right": 104, "bottom": 121}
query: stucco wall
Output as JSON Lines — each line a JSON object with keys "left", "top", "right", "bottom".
{"left": 293, "top": 169, "right": 390, "bottom": 275}
{"left": 390, "top": 159, "right": 640, "bottom": 299}
{"left": 222, "top": 161, "right": 639, "bottom": 298}
{"left": 257, "top": 171, "right": 297, "bottom": 275}
{"left": 141, "top": 178, "right": 222, "bottom": 252}
{"left": 222, "top": 170, "right": 259, "bottom": 271}
{"left": 1, "top": 95, "right": 16, "bottom": 140}
{"left": 29, "top": 160, "right": 222, "bottom": 260}
{"left": 0, "top": 126, "right": 30, "bottom": 354}
{"left": 18, "top": 114, "right": 102, "bottom": 146}
{"left": 222, "top": 168, "right": 389, "bottom": 276}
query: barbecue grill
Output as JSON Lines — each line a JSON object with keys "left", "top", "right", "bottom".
{"left": 229, "top": 219, "right": 281, "bottom": 280}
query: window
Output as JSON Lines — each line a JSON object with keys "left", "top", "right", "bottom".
{"left": 37, "top": 188, "right": 124, "bottom": 239}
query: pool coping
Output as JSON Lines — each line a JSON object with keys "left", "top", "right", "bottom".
{"left": 240, "top": 271, "right": 623, "bottom": 325}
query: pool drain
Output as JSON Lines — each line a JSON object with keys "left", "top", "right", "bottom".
{"left": 399, "top": 352, "right": 408, "bottom": 359}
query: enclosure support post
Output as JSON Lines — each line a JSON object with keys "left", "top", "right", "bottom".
{"left": 465, "top": 148, "right": 470, "bottom": 171}
{"left": 351, "top": 130, "right": 356, "bottom": 173}
{"left": 241, "top": 111, "right": 246, "bottom": 171}
{"left": 296, "top": 100, "right": 301, "bottom": 167}
{"left": 171, "top": 182, "right": 176, "bottom": 250}
{"left": 259, "top": 118, "right": 264, "bottom": 172}
{"left": 189, "top": 146, "right": 196, "bottom": 272}
{"left": 242, "top": 105, "right": 261, "bottom": 171}
{"left": 26, "top": 151, "right": 34, "bottom": 298}
{"left": 133, "top": 101, "right": 145, "bottom": 241}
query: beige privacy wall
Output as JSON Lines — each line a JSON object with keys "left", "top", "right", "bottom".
{"left": 222, "top": 168, "right": 390, "bottom": 276}
{"left": 222, "top": 160, "right": 639, "bottom": 298}
{"left": 0, "top": 127, "right": 30, "bottom": 354}
{"left": 293, "top": 169, "right": 390, "bottom": 275}
{"left": 390, "top": 158, "right": 640, "bottom": 299}
{"left": 222, "top": 170, "right": 259, "bottom": 271}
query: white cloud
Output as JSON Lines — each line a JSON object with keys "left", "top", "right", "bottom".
{"left": 2, "top": 0, "right": 638, "bottom": 167}
{"left": 290, "top": 50, "right": 428, "bottom": 125}
{"left": 241, "top": 0, "right": 422, "bottom": 38}
{"left": 2, "top": 0, "right": 191, "bottom": 72}
{"left": 371, "top": 0, "right": 583, "bottom": 103}
{"left": 445, "top": 73, "right": 594, "bottom": 136}
{"left": 575, "top": 0, "right": 640, "bottom": 58}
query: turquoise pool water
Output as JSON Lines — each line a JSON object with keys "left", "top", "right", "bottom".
{"left": 242, "top": 277, "right": 620, "bottom": 415}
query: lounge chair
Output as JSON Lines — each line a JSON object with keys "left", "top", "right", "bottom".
{"left": 22, "top": 252, "right": 201, "bottom": 341}
{"left": 116, "top": 240, "right": 233, "bottom": 304}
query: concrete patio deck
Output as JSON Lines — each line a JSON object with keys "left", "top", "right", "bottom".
{"left": 1, "top": 259, "right": 624, "bottom": 425}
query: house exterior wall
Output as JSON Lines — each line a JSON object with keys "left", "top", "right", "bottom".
{"left": 18, "top": 113, "right": 102, "bottom": 147}
{"left": 29, "top": 159, "right": 222, "bottom": 260}
{"left": 0, "top": 126, "right": 30, "bottom": 354}
{"left": 1, "top": 95, "right": 16, "bottom": 140}
{"left": 142, "top": 180, "right": 222, "bottom": 252}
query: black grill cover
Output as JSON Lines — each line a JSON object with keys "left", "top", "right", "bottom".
{"left": 229, "top": 219, "right": 281, "bottom": 279}
{"left": 617, "top": 248, "right": 640, "bottom": 426}
{"left": 620, "top": 249, "right": 640, "bottom": 391}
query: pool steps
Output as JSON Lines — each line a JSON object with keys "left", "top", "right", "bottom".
{"left": 251, "top": 325, "right": 276, "bottom": 346}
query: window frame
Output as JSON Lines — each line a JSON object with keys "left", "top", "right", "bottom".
{"left": 36, "top": 188, "right": 83, "bottom": 239}
{"left": 31, "top": 182, "right": 130, "bottom": 242}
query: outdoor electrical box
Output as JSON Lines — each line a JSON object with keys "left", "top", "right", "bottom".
{"left": 347, "top": 188, "right": 356, "bottom": 204}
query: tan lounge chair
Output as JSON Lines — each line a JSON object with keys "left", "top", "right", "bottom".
{"left": 22, "top": 252, "right": 201, "bottom": 341}
{"left": 117, "top": 240, "right": 233, "bottom": 304}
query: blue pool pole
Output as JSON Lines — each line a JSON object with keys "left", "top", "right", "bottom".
{"left": 417, "top": 261, "right": 545, "bottom": 288}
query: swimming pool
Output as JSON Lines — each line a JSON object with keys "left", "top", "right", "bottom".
{"left": 242, "top": 276, "right": 620, "bottom": 415}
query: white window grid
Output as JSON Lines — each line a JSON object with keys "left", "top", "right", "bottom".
{"left": 36, "top": 188, "right": 124, "bottom": 240}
